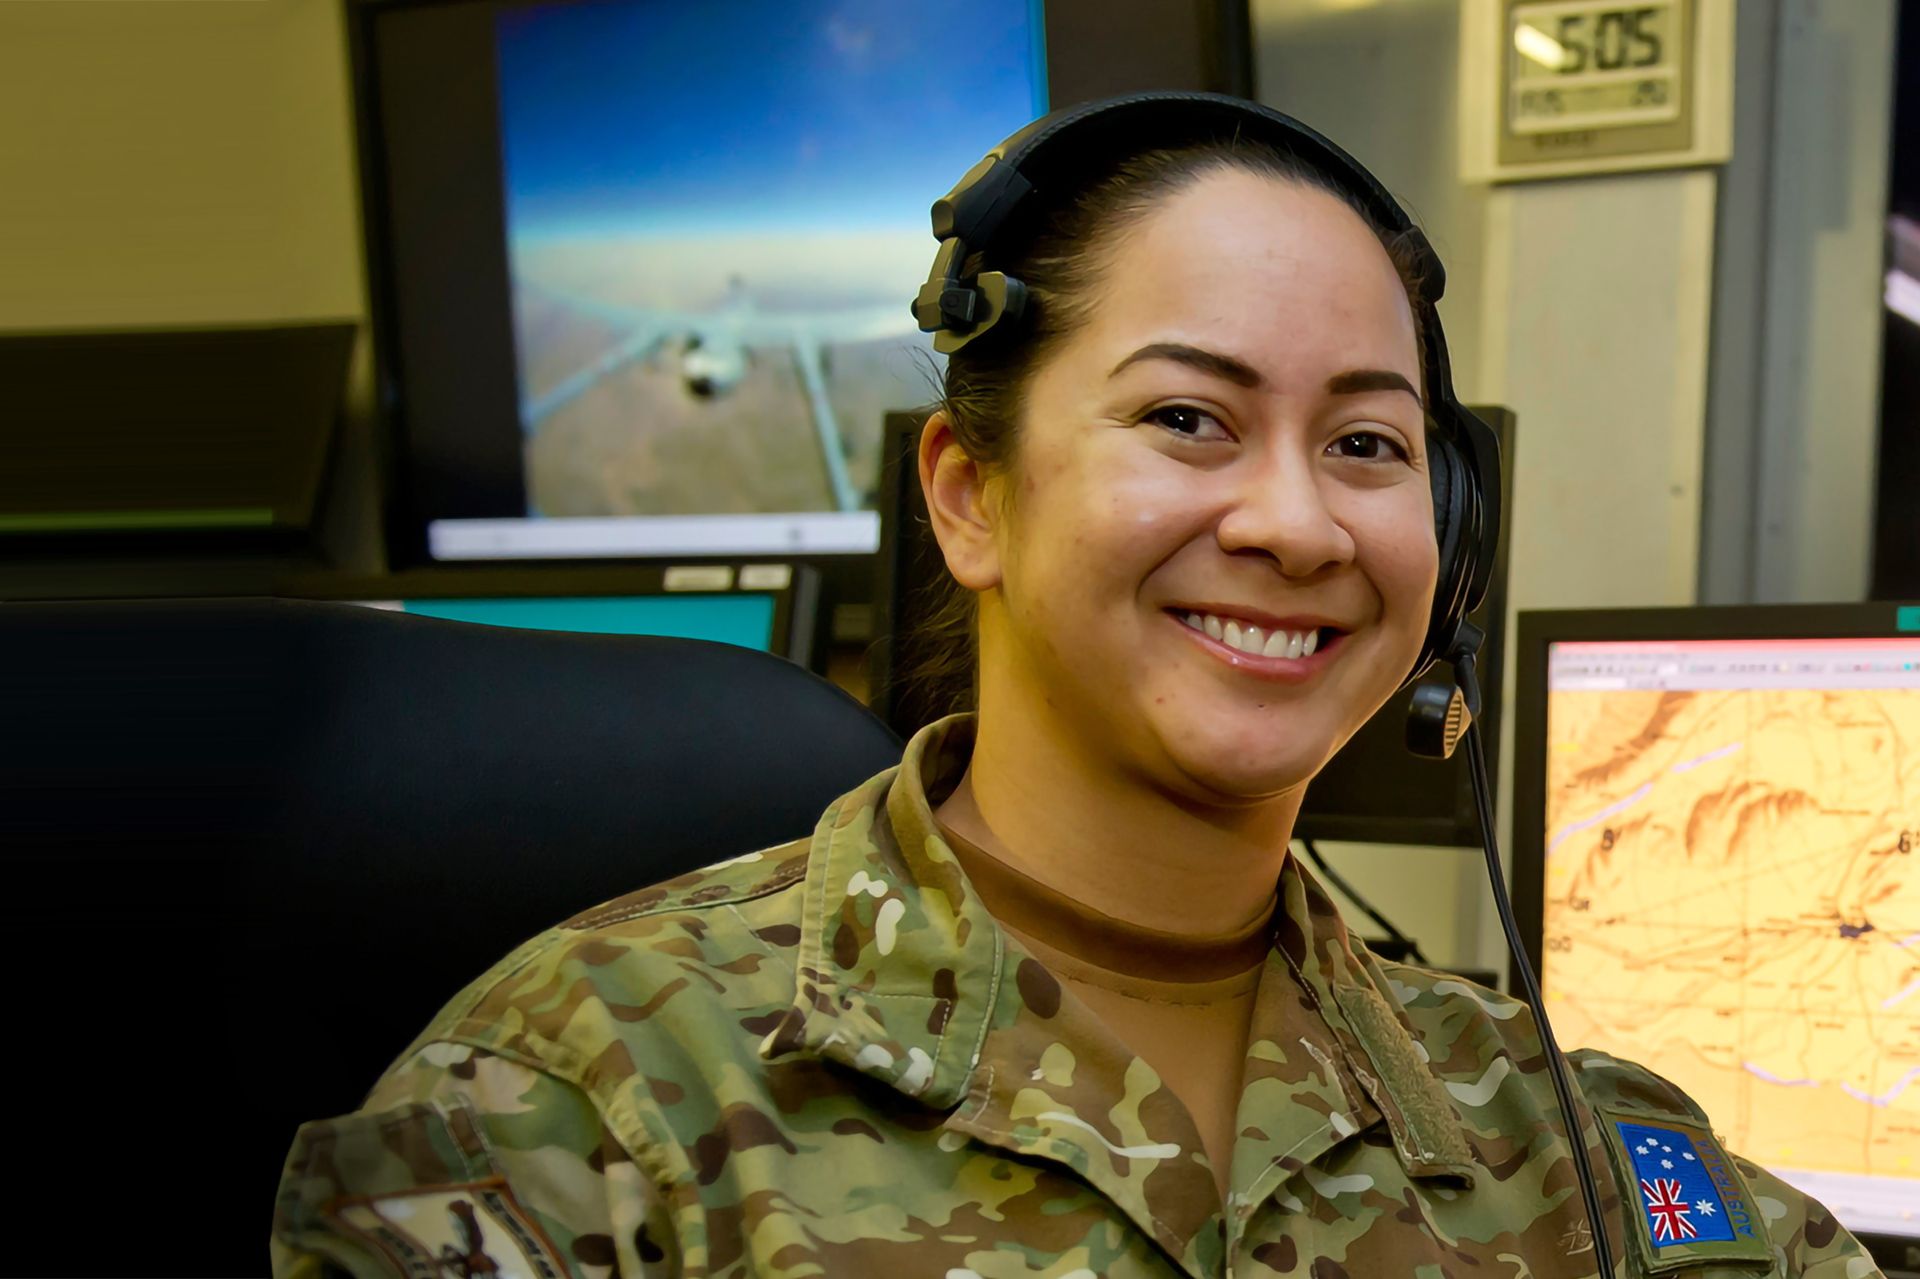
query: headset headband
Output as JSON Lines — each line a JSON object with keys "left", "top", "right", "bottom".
{"left": 933, "top": 93, "right": 1445, "bottom": 304}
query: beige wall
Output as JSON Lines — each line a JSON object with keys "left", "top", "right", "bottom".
{"left": 1252, "top": 0, "right": 1490, "bottom": 404}
{"left": 0, "top": 0, "right": 381, "bottom": 564}
{"left": 0, "top": 0, "right": 363, "bottom": 330}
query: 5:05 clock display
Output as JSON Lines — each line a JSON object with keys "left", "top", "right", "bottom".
{"left": 1534, "top": 6, "right": 1664, "bottom": 73}
{"left": 1508, "top": 0, "right": 1682, "bottom": 133}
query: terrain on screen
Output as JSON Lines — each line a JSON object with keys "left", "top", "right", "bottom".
{"left": 1543, "top": 688, "right": 1920, "bottom": 1181}
{"left": 489, "top": 0, "right": 1040, "bottom": 522}
{"left": 510, "top": 261, "right": 936, "bottom": 518}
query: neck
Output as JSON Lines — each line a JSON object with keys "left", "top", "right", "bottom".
{"left": 935, "top": 680, "right": 1302, "bottom": 939}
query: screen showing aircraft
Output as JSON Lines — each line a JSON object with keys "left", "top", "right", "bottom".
{"left": 515, "top": 276, "right": 916, "bottom": 515}
{"left": 437, "top": 0, "right": 1045, "bottom": 560}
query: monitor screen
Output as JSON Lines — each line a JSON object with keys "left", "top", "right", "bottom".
{"left": 1534, "top": 631, "right": 1919, "bottom": 1243}
{"left": 357, "top": 0, "right": 1047, "bottom": 564}
{"left": 364, "top": 593, "right": 778, "bottom": 650}
{"left": 294, "top": 561, "right": 823, "bottom": 665}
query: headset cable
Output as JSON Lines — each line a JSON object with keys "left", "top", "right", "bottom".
{"left": 1456, "top": 647, "right": 1617, "bottom": 1279}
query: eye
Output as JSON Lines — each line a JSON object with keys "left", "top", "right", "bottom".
{"left": 1328, "top": 430, "right": 1409, "bottom": 462}
{"left": 1143, "top": 404, "right": 1232, "bottom": 442}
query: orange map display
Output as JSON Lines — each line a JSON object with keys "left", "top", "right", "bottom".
{"left": 1541, "top": 686, "right": 1920, "bottom": 1188}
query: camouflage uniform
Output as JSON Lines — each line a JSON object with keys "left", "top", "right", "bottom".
{"left": 273, "top": 715, "right": 1883, "bottom": 1278}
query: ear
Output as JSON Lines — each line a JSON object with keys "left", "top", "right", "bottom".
{"left": 918, "top": 409, "right": 1003, "bottom": 592}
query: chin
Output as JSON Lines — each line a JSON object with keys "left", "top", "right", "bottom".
{"left": 1153, "top": 716, "right": 1335, "bottom": 804}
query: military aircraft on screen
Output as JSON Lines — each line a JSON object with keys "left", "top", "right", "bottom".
{"left": 516, "top": 276, "right": 919, "bottom": 512}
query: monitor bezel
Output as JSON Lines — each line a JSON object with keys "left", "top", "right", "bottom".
{"left": 343, "top": 0, "right": 1052, "bottom": 580}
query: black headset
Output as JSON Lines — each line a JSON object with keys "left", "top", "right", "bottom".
{"left": 911, "top": 91, "right": 1502, "bottom": 693}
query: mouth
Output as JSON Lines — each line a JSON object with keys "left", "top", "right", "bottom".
{"left": 1163, "top": 607, "right": 1349, "bottom": 681}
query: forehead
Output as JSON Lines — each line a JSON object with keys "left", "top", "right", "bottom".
{"left": 1082, "top": 168, "right": 1418, "bottom": 383}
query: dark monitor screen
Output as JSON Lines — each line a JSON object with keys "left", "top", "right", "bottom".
{"left": 1512, "top": 603, "right": 1920, "bottom": 1258}
{"left": 0, "top": 322, "right": 354, "bottom": 537}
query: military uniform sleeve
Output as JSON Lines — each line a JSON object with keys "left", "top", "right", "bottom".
{"left": 1730, "top": 1155, "right": 1889, "bottom": 1278}
{"left": 271, "top": 1042, "right": 681, "bottom": 1279}
{"left": 1569, "top": 1048, "right": 1887, "bottom": 1278}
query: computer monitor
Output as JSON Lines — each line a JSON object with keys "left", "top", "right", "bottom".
{"left": 350, "top": 0, "right": 1048, "bottom": 569}
{"left": 869, "top": 405, "right": 1517, "bottom": 851}
{"left": 1512, "top": 603, "right": 1920, "bottom": 1268}
{"left": 0, "top": 321, "right": 354, "bottom": 543}
{"left": 285, "top": 562, "right": 827, "bottom": 670}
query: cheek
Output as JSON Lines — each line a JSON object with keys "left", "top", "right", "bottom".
{"left": 1087, "top": 441, "right": 1224, "bottom": 546}
{"left": 1354, "top": 489, "right": 1441, "bottom": 616}
{"left": 1015, "top": 441, "right": 1203, "bottom": 579}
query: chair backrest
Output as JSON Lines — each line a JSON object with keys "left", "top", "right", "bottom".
{"left": 2, "top": 597, "right": 903, "bottom": 1277}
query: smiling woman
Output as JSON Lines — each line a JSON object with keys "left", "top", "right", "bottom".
{"left": 920, "top": 157, "right": 1440, "bottom": 923}
{"left": 270, "top": 96, "right": 1883, "bottom": 1279}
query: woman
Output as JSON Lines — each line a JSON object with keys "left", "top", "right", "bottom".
{"left": 273, "top": 96, "right": 1878, "bottom": 1278}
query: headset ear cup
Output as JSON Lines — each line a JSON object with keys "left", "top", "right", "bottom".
{"left": 1419, "top": 435, "right": 1469, "bottom": 680}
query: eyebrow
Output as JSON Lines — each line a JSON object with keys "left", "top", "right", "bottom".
{"left": 1109, "top": 343, "right": 1263, "bottom": 388}
{"left": 1109, "top": 343, "right": 1423, "bottom": 405}
{"left": 1326, "top": 368, "right": 1421, "bottom": 403}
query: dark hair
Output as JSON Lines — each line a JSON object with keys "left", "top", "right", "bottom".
{"left": 905, "top": 136, "right": 1434, "bottom": 717}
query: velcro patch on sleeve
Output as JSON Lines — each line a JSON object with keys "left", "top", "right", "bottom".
{"left": 325, "top": 1180, "right": 567, "bottom": 1279}
{"left": 1600, "top": 1112, "right": 1774, "bottom": 1273}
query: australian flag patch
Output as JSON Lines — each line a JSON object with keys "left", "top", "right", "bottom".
{"left": 1601, "top": 1113, "right": 1774, "bottom": 1273}
{"left": 1617, "top": 1121, "right": 1736, "bottom": 1242}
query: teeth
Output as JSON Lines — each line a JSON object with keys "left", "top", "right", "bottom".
{"left": 1179, "top": 610, "right": 1326, "bottom": 659}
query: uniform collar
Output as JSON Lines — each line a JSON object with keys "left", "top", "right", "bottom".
{"left": 758, "top": 713, "right": 1002, "bottom": 1109}
{"left": 758, "top": 712, "right": 1475, "bottom": 1258}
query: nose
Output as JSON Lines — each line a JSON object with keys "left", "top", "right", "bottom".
{"left": 1214, "top": 446, "right": 1355, "bottom": 576}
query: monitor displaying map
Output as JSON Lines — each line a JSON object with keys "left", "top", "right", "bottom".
{"left": 1537, "top": 633, "right": 1919, "bottom": 1243}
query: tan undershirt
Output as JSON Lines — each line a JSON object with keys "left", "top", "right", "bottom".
{"left": 938, "top": 824, "right": 1275, "bottom": 1202}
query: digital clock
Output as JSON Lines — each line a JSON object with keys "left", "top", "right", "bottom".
{"left": 1508, "top": 0, "right": 1683, "bottom": 133}
{"left": 1460, "top": 0, "right": 1727, "bottom": 181}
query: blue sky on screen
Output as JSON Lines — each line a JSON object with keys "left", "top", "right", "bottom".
{"left": 495, "top": 0, "right": 1045, "bottom": 241}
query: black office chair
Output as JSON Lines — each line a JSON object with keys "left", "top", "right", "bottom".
{"left": 1, "top": 597, "right": 904, "bottom": 1277}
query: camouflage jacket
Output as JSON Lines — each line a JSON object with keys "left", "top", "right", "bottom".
{"left": 273, "top": 716, "right": 1882, "bottom": 1279}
